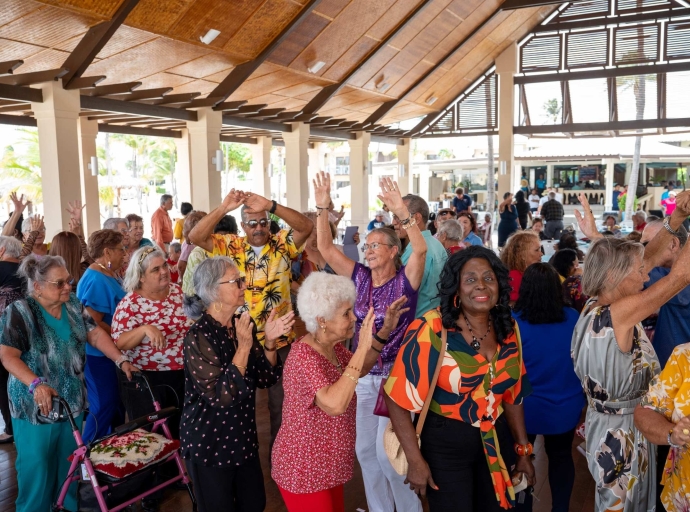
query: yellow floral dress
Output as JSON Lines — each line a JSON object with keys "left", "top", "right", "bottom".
{"left": 641, "top": 342, "right": 690, "bottom": 511}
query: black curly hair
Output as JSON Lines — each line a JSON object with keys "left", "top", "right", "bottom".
{"left": 513, "top": 263, "right": 565, "bottom": 324}
{"left": 437, "top": 246, "right": 514, "bottom": 344}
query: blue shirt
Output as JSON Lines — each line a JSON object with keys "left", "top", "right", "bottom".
{"left": 513, "top": 308, "right": 584, "bottom": 435}
{"left": 536, "top": 178, "right": 546, "bottom": 189}
{"left": 464, "top": 232, "right": 483, "bottom": 246}
{"left": 367, "top": 220, "right": 385, "bottom": 231}
{"left": 402, "top": 230, "right": 447, "bottom": 318}
{"left": 612, "top": 190, "right": 621, "bottom": 210}
{"left": 645, "top": 266, "right": 690, "bottom": 367}
{"left": 452, "top": 195, "right": 472, "bottom": 213}
{"left": 77, "top": 268, "right": 126, "bottom": 357}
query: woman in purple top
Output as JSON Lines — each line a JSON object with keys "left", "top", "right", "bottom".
{"left": 314, "top": 172, "right": 427, "bottom": 512}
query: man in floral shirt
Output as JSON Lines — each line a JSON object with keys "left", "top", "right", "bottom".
{"left": 188, "top": 189, "right": 312, "bottom": 449}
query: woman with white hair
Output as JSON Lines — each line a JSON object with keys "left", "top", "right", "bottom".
{"left": 436, "top": 219, "right": 465, "bottom": 256}
{"left": 181, "top": 256, "right": 292, "bottom": 512}
{"left": 572, "top": 192, "right": 690, "bottom": 511}
{"left": 272, "top": 271, "right": 405, "bottom": 512}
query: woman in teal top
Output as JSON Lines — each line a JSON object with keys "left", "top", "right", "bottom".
{"left": 0, "top": 255, "right": 136, "bottom": 512}
{"left": 77, "top": 229, "right": 128, "bottom": 443}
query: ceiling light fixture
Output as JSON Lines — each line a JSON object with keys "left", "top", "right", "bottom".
{"left": 425, "top": 95, "right": 438, "bottom": 105}
{"left": 200, "top": 29, "right": 221, "bottom": 45}
{"left": 307, "top": 61, "right": 326, "bottom": 74}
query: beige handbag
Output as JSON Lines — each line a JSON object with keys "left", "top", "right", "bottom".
{"left": 383, "top": 328, "right": 447, "bottom": 476}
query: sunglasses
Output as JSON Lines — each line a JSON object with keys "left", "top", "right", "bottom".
{"left": 45, "top": 276, "right": 74, "bottom": 289}
{"left": 245, "top": 219, "right": 269, "bottom": 229}
{"left": 219, "top": 276, "right": 246, "bottom": 288}
{"left": 438, "top": 211, "right": 456, "bottom": 217}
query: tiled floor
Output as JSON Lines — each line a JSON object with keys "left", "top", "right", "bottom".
{"left": 0, "top": 390, "right": 597, "bottom": 511}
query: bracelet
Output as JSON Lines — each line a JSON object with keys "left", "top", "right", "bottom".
{"left": 316, "top": 206, "right": 329, "bottom": 210}
{"left": 269, "top": 200, "right": 278, "bottom": 214}
{"left": 401, "top": 217, "right": 417, "bottom": 230}
{"left": 371, "top": 346, "right": 382, "bottom": 353}
{"left": 232, "top": 362, "right": 248, "bottom": 370}
{"left": 514, "top": 442, "right": 534, "bottom": 456}
{"left": 28, "top": 377, "right": 47, "bottom": 395}
{"left": 115, "top": 354, "right": 130, "bottom": 370}
{"left": 668, "top": 429, "right": 683, "bottom": 448}
{"left": 346, "top": 364, "right": 361, "bottom": 373}
{"left": 263, "top": 343, "right": 277, "bottom": 352}
{"left": 342, "top": 372, "right": 359, "bottom": 384}
{"left": 373, "top": 332, "right": 389, "bottom": 345}
{"left": 663, "top": 218, "right": 682, "bottom": 237}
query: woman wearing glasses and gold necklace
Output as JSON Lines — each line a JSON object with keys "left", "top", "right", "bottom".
{"left": 313, "top": 171, "right": 427, "bottom": 512}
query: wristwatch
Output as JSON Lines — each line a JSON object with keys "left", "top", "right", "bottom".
{"left": 269, "top": 200, "right": 278, "bottom": 214}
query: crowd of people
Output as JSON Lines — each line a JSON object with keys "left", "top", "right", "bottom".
{"left": 1, "top": 173, "right": 690, "bottom": 512}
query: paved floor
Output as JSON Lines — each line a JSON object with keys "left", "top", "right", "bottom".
{"left": 0, "top": 389, "right": 596, "bottom": 511}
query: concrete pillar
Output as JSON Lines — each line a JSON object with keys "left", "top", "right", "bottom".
{"left": 77, "top": 118, "right": 100, "bottom": 234}
{"left": 396, "top": 138, "right": 414, "bottom": 197}
{"left": 546, "top": 164, "right": 554, "bottom": 187}
{"left": 496, "top": 43, "right": 518, "bottom": 196}
{"left": 283, "top": 122, "right": 310, "bottom": 211}
{"left": 605, "top": 159, "right": 615, "bottom": 211}
{"left": 418, "top": 164, "right": 431, "bottom": 201}
{"left": 174, "top": 128, "right": 191, "bottom": 205}
{"left": 349, "top": 131, "right": 371, "bottom": 229}
{"left": 185, "top": 108, "right": 223, "bottom": 213}
{"left": 307, "top": 142, "right": 321, "bottom": 209}
{"left": 31, "top": 81, "right": 82, "bottom": 237}
{"left": 250, "top": 136, "right": 272, "bottom": 200}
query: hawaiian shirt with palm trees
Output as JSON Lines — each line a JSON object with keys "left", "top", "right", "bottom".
{"left": 209, "top": 229, "right": 302, "bottom": 349}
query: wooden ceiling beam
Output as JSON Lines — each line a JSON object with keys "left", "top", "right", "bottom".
{"left": 501, "top": 0, "right": 584, "bottom": 9}
{"left": 66, "top": 76, "right": 107, "bottom": 89}
{"left": 273, "top": 110, "right": 303, "bottom": 120}
{"left": 81, "top": 82, "right": 142, "bottom": 97}
{"left": 371, "top": 134, "right": 404, "bottom": 145}
{"left": 212, "top": 100, "right": 248, "bottom": 112}
{"left": 0, "top": 104, "right": 31, "bottom": 113}
{"left": 235, "top": 104, "right": 268, "bottom": 115}
{"left": 308, "top": 116, "right": 335, "bottom": 125}
{"left": 364, "top": 4, "right": 504, "bottom": 126}
{"left": 220, "top": 135, "right": 258, "bottom": 144}
{"left": 309, "top": 127, "right": 355, "bottom": 140}
{"left": 109, "top": 87, "right": 173, "bottom": 101}
{"left": 97, "top": 123, "right": 182, "bottom": 138}
{"left": 0, "top": 114, "right": 36, "bottom": 127}
{"left": 244, "top": 108, "right": 286, "bottom": 119}
{"left": 81, "top": 96, "right": 197, "bottom": 121}
{"left": 292, "top": 113, "right": 319, "bottom": 122}
{"left": 301, "top": 0, "right": 434, "bottom": 116}
{"left": 0, "top": 68, "right": 68, "bottom": 86}
{"left": 334, "top": 121, "right": 359, "bottom": 130}
{"left": 61, "top": 0, "right": 141, "bottom": 88}
{"left": 207, "top": 0, "right": 324, "bottom": 105}
{"left": 0, "top": 84, "right": 43, "bottom": 103}
{"left": 0, "top": 60, "right": 24, "bottom": 75}
{"left": 150, "top": 93, "right": 201, "bottom": 105}
{"left": 222, "top": 114, "right": 292, "bottom": 132}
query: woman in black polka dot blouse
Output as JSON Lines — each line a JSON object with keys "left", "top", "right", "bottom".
{"left": 181, "top": 256, "right": 295, "bottom": 511}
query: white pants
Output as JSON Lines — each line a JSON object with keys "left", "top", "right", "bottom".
{"left": 355, "top": 374, "right": 423, "bottom": 512}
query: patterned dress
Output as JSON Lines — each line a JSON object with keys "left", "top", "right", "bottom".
{"left": 641, "top": 343, "right": 690, "bottom": 512}
{"left": 571, "top": 299, "right": 660, "bottom": 512}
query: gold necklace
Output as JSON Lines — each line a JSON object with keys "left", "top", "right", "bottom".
{"left": 373, "top": 271, "right": 396, "bottom": 287}
{"left": 313, "top": 335, "right": 342, "bottom": 371}
{"left": 95, "top": 261, "right": 115, "bottom": 277}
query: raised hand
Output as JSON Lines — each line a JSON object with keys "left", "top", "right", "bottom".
{"left": 30, "top": 215, "right": 44, "bottom": 234}
{"left": 221, "top": 189, "right": 247, "bottom": 213}
{"left": 66, "top": 200, "right": 85, "bottom": 222}
{"left": 10, "top": 192, "right": 28, "bottom": 214}
{"left": 313, "top": 171, "right": 332, "bottom": 209}
{"left": 377, "top": 177, "right": 406, "bottom": 219}
{"left": 574, "top": 193, "right": 601, "bottom": 239}
{"left": 380, "top": 296, "right": 410, "bottom": 338}
{"left": 674, "top": 190, "right": 690, "bottom": 218}
{"left": 264, "top": 309, "right": 296, "bottom": 346}
{"left": 243, "top": 191, "right": 272, "bottom": 214}
{"left": 235, "top": 312, "right": 255, "bottom": 353}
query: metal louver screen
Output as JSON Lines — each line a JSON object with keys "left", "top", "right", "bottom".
{"left": 566, "top": 30, "right": 609, "bottom": 68}
{"left": 556, "top": 0, "right": 610, "bottom": 19}
{"left": 666, "top": 22, "right": 690, "bottom": 60}
{"left": 617, "top": 0, "right": 671, "bottom": 11}
{"left": 432, "top": 108, "right": 455, "bottom": 133}
{"left": 614, "top": 25, "right": 659, "bottom": 64}
{"left": 459, "top": 75, "right": 497, "bottom": 130}
{"left": 521, "top": 35, "right": 561, "bottom": 72}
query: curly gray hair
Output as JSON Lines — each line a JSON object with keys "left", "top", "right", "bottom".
{"left": 296, "top": 272, "right": 356, "bottom": 334}
{"left": 122, "top": 246, "right": 167, "bottom": 292}
{"left": 183, "top": 257, "right": 238, "bottom": 319}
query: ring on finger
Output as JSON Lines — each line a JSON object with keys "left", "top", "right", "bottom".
{"left": 683, "top": 428, "right": 689, "bottom": 435}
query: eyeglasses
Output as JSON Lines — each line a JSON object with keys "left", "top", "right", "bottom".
{"left": 245, "top": 219, "right": 269, "bottom": 229}
{"left": 438, "top": 211, "right": 456, "bottom": 217}
{"left": 362, "top": 242, "right": 393, "bottom": 252}
{"left": 219, "top": 276, "right": 246, "bottom": 288}
{"left": 44, "top": 276, "right": 74, "bottom": 289}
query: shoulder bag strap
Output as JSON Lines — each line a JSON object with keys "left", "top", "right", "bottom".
{"left": 415, "top": 327, "right": 447, "bottom": 436}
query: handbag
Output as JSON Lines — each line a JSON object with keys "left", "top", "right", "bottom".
{"left": 383, "top": 327, "right": 447, "bottom": 476}
{"left": 373, "top": 378, "right": 389, "bottom": 417}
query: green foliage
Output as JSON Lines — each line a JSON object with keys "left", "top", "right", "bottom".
{"left": 221, "top": 142, "right": 252, "bottom": 173}
{"left": 0, "top": 128, "right": 42, "bottom": 203}
{"left": 438, "top": 148, "right": 454, "bottom": 159}
{"left": 543, "top": 98, "right": 561, "bottom": 124}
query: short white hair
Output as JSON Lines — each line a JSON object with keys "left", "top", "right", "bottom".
{"left": 122, "top": 246, "right": 167, "bottom": 292}
{"left": 296, "top": 272, "right": 356, "bottom": 334}
{"left": 437, "top": 219, "right": 464, "bottom": 241}
{"left": 0, "top": 236, "right": 22, "bottom": 259}
{"left": 633, "top": 210, "right": 647, "bottom": 221}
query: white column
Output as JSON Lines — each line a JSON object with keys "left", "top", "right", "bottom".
{"left": 419, "top": 164, "right": 431, "bottom": 201}
{"left": 496, "top": 43, "right": 518, "bottom": 196}
{"left": 283, "top": 122, "right": 310, "bottom": 212}
{"left": 31, "top": 81, "right": 82, "bottom": 237}
{"left": 349, "top": 131, "right": 371, "bottom": 229}
{"left": 77, "top": 118, "right": 100, "bottom": 234}
{"left": 250, "top": 136, "right": 272, "bottom": 200}
{"left": 605, "top": 159, "right": 615, "bottom": 211}
{"left": 174, "top": 128, "right": 191, "bottom": 205}
{"left": 307, "top": 142, "right": 321, "bottom": 209}
{"left": 396, "top": 137, "right": 414, "bottom": 197}
{"left": 185, "top": 108, "right": 223, "bottom": 213}
{"left": 546, "top": 164, "right": 554, "bottom": 187}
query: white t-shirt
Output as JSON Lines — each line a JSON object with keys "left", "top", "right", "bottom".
{"left": 528, "top": 194, "right": 540, "bottom": 209}
{"left": 250, "top": 245, "right": 265, "bottom": 258}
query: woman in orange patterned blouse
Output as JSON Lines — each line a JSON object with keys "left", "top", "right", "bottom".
{"left": 384, "top": 246, "right": 535, "bottom": 511}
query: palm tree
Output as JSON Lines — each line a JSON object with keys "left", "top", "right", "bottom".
{"left": 543, "top": 98, "right": 561, "bottom": 124}
{"left": 0, "top": 128, "right": 42, "bottom": 207}
{"left": 148, "top": 138, "right": 178, "bottom": 207}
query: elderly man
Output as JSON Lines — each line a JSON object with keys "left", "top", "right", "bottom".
{"left": 188, "top": 189, "right": 312, "bottom": 450}
{"left": 437, "top": 218, "right": 464, "bottom": 256}
{"left": 367, "top": 211, "right": 386, "bottom": 231}
{"left": 541, "top": 191, "right": 565, "bottom": 240}
{"left": 433, "top": 207, "right": 456, "bottom": 233}
{"left": 391, "top": 194, "right": 447, "bottom": 318}
{"left": 151, "top": 194, "right": 174, "bottom": 251}
{"left": 633, "top": 210, "right": 648, "bottom": 232}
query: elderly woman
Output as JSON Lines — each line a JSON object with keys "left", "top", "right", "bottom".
{"left": 0, "top": 255, "right": 135, "bottom": 512}
{"left": 603, "top": 215, "right": 622, "bottom": 237}
{"left": 125, "top": 214, "right": 153, "bottom": 255}
{"left": 501, "top": 230, "right": 543, "bottom": 303}
{"left": 181, "top": 256, "right": 291, "bottom": 511}
{"left": 571, "top": 192, "right": 690, "bottom": 511}
{"left": 458, "top": 211, "right": 483, "bottom": 246}
{"left": 313, "top": 172, "right": 426, "bottom": 512}
{"left": 384, "top": 247, "right": 535, "bottom": 511}
{"left": 437, "top": 219, "right": 465, "bottom": 256}
{"left": 512, "top": 263, "right": 583, "bottom": 512}
{"left": 77, "top": 229, "right": 127, "bottom": 443}
{"left": 273, "top": 272, "right": 403, "bottom": 511}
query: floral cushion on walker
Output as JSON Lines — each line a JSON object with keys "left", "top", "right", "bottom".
{"left": 90, "top": 428, "right": 180, "bottom": 480}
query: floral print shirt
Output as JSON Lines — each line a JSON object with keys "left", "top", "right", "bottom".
{"left": 111, "top": 284, "right": 191, "bottom": 371}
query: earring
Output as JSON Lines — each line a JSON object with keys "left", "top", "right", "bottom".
{"left": 321, "top": 325, "right": 327, "bottom": 334}
{"left": 453, "top": 295, "right": 460, "bottom": 308}
{"left": 107, "top": 261, "right": 112, "bottom": 269}
{"left": 213, "top": 302, "right": 223, "bottom": 312}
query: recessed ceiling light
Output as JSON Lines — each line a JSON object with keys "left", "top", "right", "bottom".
{"left": 425, "top": 95, "right": 438, "bottom": 105}
{"left": 200, "top": 29, "right": 221, "bottom": 45}
{"left": 307, "top": 61, "right": 326, "bottom": 74}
